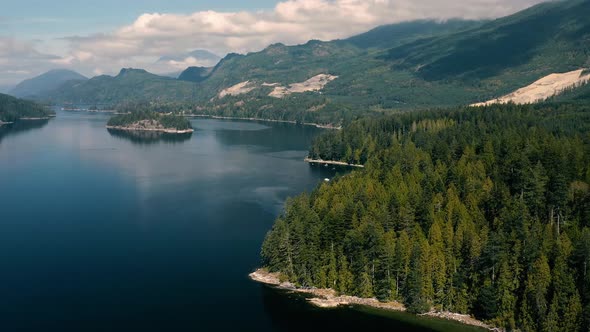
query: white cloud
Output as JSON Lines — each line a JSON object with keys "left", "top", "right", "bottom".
{"left": 0, "top": 36, "right": 61, "bottom": 86}
{"left": 2, "top": 0, "right": 548, "bottom": 86}
{"left": 60, "top": 0, "right": 547, "bottom": 73}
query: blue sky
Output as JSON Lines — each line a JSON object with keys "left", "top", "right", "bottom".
{"left": 2, "top": 0, "right": 279, "bottom": 39}
{"left": 0, "top": 0, "right": 546, "bottom": 87}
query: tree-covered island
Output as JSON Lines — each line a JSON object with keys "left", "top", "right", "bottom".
{"left": 106, "top": 110, "right": 194, "bottom": 134}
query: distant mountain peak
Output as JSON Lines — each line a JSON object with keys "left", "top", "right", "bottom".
{"left": 9, "top": 69, "right": 87, "bottom": 98}
{"left": 117, "top": 68, "right": 149, "bottom": 77}
{"left": 178, "top": 66, "right": 213, "bottom": 83}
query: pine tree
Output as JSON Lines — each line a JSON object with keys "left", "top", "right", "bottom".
{"left": 326, "top": 244, "right": 338, "bottom": 289}
{"left": 429, "top": 221, "right": 447, "bottom": 309}
{"left": 562, "top": 292, "right": 583, "bottom": 332}
{"left": 543, "top": 297, "right": 560, "bottom": 332}
{"left": 357, "top": 267, "right": 374, "bottom": 298}
{"left": 337, "top": 253, "right": 353, "bottom": 294}
{"left": 494, "top": 258, "right": 517, "bottom": 329}
{"left": 522, "top": 254, "right": 551, "bottom": 327}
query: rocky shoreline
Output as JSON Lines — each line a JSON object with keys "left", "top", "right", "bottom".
{"left": 304, "top": 157, "right": 364, "bottom": 168}
{"left": 249, "top": 269, "right": 500, "bottom": 331}
{"left": 1, "top": 115, "right": 54, "bottom": 125}
{"left": 20, "top": 116, "right": 55, "bottom": 120}
{"left": 106, "top": 125, "right": 194, "bottom": 134}
{"left": 186, "top": 114, "right": 342, "bottom": 130}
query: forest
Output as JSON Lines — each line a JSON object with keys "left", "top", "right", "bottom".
{"left": 0, "top": 93, "right": 53, "bottom": 122}
{"left": 261, "top": 102, "right": 590, "bottom": 331}
{"left": 107, "top": 109, "right": 192, "bottom": 131}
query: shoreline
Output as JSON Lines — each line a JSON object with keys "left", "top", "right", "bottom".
{"left": 63, "top": 109, "right": 128, "bottom": 114}
{"left": 20, "top": 116, "right": 55, "bottom": 120}
{"left": 304, "top": 157, "right": 364, "bottom": 168}
{"left": 249, "top": 269, "right": 499, "bottom": 331}
{"left": 106, "top": 125, "right": 194, "bottom": 134}
{"left": 185, "top": 114, "right": 342, "bottom": 130}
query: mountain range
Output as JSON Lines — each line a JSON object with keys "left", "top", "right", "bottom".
{"left": 18, "top": 0, "right": 590, "bottom": 123}
{"left": 10, "top": 69, "right": 87, "bottom": 99}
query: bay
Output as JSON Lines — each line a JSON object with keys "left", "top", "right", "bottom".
{"left": 0, "top": 111, "right": 482, "bottom": 331}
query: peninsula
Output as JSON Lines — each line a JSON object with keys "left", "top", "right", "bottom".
{"left": 106, "top": 111, "right": 194, "bottom": 134}
{"left": 0, "top": 93, "right": 55, "bottom": 123}
{"left": 249, "top": 269, "right": 494, "bottom": 331}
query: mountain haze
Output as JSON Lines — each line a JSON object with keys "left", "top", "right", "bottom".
{"left": 39, "top": 0, "right": 590, "bottom": 124}
{"left": 43, "top": 68, "right": 194, "bottom": 104}
{"left": 10, "top": 69, "right": 87, "bottom": 98}
{"left": 158, "top": 50, "right": 222, "bottom": 67}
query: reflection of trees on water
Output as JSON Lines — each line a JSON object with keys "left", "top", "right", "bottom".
{"left": 259, "top": 285, "right": 461, "bottom": 332}
{"left": 107, "top": 129, "right": 192, "bottom": 145}
{"left": 213, "top": 122, "right": 322, "bottom": 152}
{"left": 0, "top": 119, "right": 50, "bottom": 144}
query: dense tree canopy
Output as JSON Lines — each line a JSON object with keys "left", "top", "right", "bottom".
{"left": 0, "top": 93, "right": 53, "bottom": 122}
{"left": 107, "top": 110, "right": 192, "bottom": 131}
{"left": 262, "top": 102, "right": 590, "bottom": 331}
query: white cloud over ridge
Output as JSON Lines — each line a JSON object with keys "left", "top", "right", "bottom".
{"left": 1, "top": 0, "right": 547, "bottom": 86}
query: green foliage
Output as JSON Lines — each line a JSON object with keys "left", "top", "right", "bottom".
{"left": 0, "top": 93, "right": 53, "bottom": 122}
{"left": 39, "top": 1, "right": 590, "bottom": 125}
{"left": 107, "top": 110, "right": 192, "bottom": 131}
{"left": 261, "top": 103, "right": 590, "bottom": 331}
{"left": 385, "top": 0, "right": 590, "bottom": 82}
{"left": 344, "top": 19, "right": 482, "bottom": 50}
{"left": 43, "top": 68, "right": 195, "bottom": 104}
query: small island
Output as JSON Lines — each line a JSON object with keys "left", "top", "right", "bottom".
{"left": 106, "top": 111, "right": 194, "bottom": 134}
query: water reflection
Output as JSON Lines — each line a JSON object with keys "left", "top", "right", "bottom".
{"left": 259, "top": 285, "right": 484, "bottom": 332}
{"left": 107, "top": 129, "right": 193, "bottom": 145}
{"left": 0, "top": 119, "right": 50, "bottom": 143}
{"left": 214, "top": 122, "right": 324, "bottom": 152}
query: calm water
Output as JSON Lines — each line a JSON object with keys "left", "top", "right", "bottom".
{"left": 0, "top": 111, "right": 482, "bottom": 332}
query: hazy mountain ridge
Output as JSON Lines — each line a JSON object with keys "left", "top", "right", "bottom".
{"left": 38, "top": 0, "right": 590, "bottom": 123}
{"left": 10, "top": 69, "right": 87, "bottom": 98}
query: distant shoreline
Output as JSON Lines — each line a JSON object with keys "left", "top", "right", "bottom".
{"left": 62, "top": 108, "right": 127, "bottom": 114}
{"left": 19, "top": 116, "right": 54, "bottom": 120}
{"left": 106, "top": 125, "right": 194, "bottom": 134}
{"left": 304, "top": 157, "right": 364, "bottom": 168}
{"left": 0, "top": 115, "right": 53, "bottom": 125}
{"left": 185, "top": 114, "right": 342, "bottom": 130}
{"left": 249, "top": 269, "right": 498, "bottom": 331}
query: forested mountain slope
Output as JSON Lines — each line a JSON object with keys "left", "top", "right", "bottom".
{"left": 42, "top": 68, "right": 195, "bottom": 104}
{"left": 262, "top": 102, "right": 590, "bottom": 331}
{"left": 41, "top": 0, "right": 590, "bottom": 126}
{"left": 0, "top": 93, "right": 53, "bottom": 122}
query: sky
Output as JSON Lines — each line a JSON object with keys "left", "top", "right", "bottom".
{"left": 0, "top": 0, "right": 549, "bottom": 87}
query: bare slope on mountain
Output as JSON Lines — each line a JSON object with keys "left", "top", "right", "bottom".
{"left": 472, "top": 69, "right": 590, "bottom": 106}
{"left": 39, "top": 1, "right": 590, "bottom": 123}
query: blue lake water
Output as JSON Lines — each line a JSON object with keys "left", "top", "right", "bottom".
{"left": 0, "top": 111, "right": 483, "bottom": 331}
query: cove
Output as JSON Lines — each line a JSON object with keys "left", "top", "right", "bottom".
{"left": 0, "top": 110, "right": 482, "bottom": 331}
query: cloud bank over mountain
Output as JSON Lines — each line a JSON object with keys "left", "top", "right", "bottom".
{"left": 0, "top": 0, "right": 547, "bottom": 85}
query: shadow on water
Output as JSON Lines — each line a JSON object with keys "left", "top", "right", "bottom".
{"left": 260, "top": 285, "right": 485, "bottom": 332}
{"left": 213, "top": 122, "right": 324, "bottom": 152}
{"left": 0, "top": 119, "right": 50, "bottom": 144}
{"left": 107, "top": 128, "right": 193, "bottom": 145}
